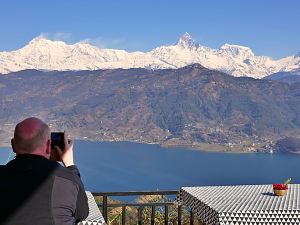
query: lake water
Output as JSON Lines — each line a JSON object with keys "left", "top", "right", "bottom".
{"left": 1, "top": 141, "right": 300, "bottom": 192}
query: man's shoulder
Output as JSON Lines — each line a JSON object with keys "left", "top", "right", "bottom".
{"left": 0, "top": 164, "right": 6, "bottom": 172}
{"left": 53, "top": 164, "right": 82, "bottom": 184}
{"left": 0, "top": 163, "right": 13, "bottom": 174}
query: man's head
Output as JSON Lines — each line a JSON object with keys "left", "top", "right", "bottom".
{"left": 11, "top": 117, "right": 51, "bottom": 158}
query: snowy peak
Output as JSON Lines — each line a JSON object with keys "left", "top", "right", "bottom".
{"left": 21, "top": 36, "right": 70, "bottom": 56}
{"left": 220, "top": 43, "right": 255, "bottom": 58}
{"left": 26, "top": 36, "right": 66, "bottom": 48}
{"left": 28, "top": 35, "right": 48, "bottom": 44}
{"left": 176, "top": 32, "right": 199, "bottom": 49}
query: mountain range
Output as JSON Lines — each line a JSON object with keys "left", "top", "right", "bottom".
{"left": 264, "top": 68, "right": 300, "bottom": 84}
{"left": 1, "top": 65, "right": 300, "bottom": 153}
{"left": 0, "top": 33, "right": 299, "bottom": 79}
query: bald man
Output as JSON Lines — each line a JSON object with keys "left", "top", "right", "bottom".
{"left": 0, "top": 117, "right": 89, "bottom": 225}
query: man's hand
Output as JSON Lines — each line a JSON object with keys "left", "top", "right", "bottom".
{"left": 55, "top": 132, "right": 74, "bottom": 167}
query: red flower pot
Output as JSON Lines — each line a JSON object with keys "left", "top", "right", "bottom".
{"left": 273, "top": 189, "right": 287, "bottom": 196}
{"left": 273, "top": 184, "right": 288, "bottom": 196}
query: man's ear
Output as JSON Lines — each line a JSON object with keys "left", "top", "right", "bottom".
{"left": 46, "top": 139, "right": 51, "bottom": 155}
{"left": 11, "top": 138, "right": 16, "bottom": 153}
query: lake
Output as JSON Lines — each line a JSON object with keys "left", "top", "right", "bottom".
{"left": 1, "top": 140, "right": 300, "bottom": 192}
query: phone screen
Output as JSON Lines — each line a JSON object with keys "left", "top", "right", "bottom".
{"left": 51, "top": 132, "right": 65, "bottom": 150}
{"left": 50, "top": 132, "right": 64, "bottom": 161}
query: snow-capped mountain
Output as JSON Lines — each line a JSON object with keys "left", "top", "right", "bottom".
{"left": 0, "top": 32, "right": 299, "bottom": 78}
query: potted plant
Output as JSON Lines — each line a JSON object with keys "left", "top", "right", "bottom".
{"left": 273, "top": 178, "right": 291, "bottom": 196}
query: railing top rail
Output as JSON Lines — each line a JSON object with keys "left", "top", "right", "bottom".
{"left": 92, "top": 190, "right": 178, "bottom": 196}
{"left": 98, "top": 202, "right": 175, "bottom": 207}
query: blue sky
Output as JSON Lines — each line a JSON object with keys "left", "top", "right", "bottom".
{"left": 0, "top": 0, "right": 299, "bottom": 59}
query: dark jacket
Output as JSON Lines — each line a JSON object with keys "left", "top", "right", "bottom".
{"left": 0, "top": 154, "right": 89, "bottom": 225}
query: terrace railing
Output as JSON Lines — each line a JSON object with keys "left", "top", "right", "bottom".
{"left": 92, "top": 190, "right": 194, "bottom": 225}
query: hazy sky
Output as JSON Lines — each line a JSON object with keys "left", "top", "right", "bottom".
{"left": 0, "top": 0, "right": 299, "bottom": 59}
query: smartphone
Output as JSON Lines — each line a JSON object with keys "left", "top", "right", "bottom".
{"left": 50, "top": 132, "right": 65, "bottom": 161}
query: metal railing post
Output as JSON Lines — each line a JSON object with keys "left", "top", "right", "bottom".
{"left": 122, "top": 206, "right": 126, "bottom": 225}
{"left": 178, "top": 205, "right": 182, "bottom": 225}
{"left": 138, "top": 206, "right": 143, "bottom": 225}
{"left": 151, "top": 206, "right": 155, "bottom": 225}
{"left": 190, "top": 209, "right": 194, "bottom": 225}
{"left": 164, "top": 205, "right": 169, "bottom": 225}
{"left": 103, "top": 195, "right": 108, "bottom": 223}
